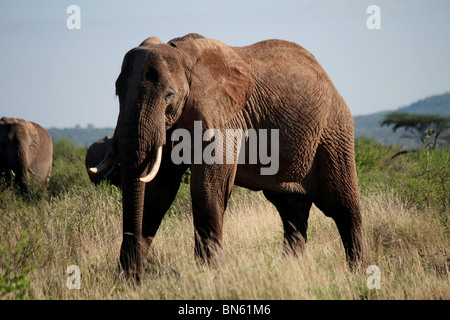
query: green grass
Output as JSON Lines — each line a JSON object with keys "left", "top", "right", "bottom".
{"left": 355, "top": 138, "right": 449, "bottom": 229}
{"left": 0, "top": 138, "right": 448, "bottom": 299}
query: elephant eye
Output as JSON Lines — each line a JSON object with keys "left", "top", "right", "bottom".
{"left": 165, "top": 91, "right": 175, "bottom": 101}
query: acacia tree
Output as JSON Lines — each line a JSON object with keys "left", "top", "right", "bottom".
{"left": 381, "top": 112, "right": 450, "bottom": 150}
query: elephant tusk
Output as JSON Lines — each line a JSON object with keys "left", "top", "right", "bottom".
{"left": 140, "top": 146, "right": 162, "bottom": 183}
{"left": 89, "top": 150, "right": 114, "bottom": 174}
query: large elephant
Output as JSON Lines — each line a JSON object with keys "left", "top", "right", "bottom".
{"left": 0, "top": 117, "right": 53, "bottom": 191}
{"left": 91, "top": 33, "right": 369, "bottom": 280}
{"left": 85, "top": 136, "right": 120, "bottom": 187}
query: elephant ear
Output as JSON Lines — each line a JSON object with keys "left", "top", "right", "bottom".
{"left": 23, "top": 121, "right": 40, "bottom": 168}
{"left": 172, "top": 38, "right": 255, "bottom": 130}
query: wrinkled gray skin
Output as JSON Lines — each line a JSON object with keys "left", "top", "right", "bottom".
{"left": 0, "top": 117, "right": 53, "bottom": 191}
{"left": 85, "top": 136, "right": 120, "bottom": 187}
{"left": 97, "top": 34, "right": 369, "bottom": 281}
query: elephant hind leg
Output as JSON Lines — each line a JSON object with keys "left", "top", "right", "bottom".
{"left": 313, "top": 143, "right": 370, "bottom": 271}
{"left": 333, "top": 209, "right": 368, "bottom": 271}
{"left": 263, "top": 191, "right": 312, "bottom": 256}
{"left": 315, "top": 199, "right": 369, "bottom": 271}
{"left": 314, "top": 198, "right": 366, "bottom": 270}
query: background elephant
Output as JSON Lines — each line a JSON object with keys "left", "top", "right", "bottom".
{"left": 85, "top": 136, "right": 120, "bottom": 187}
{"left": 92, "top": 33, "right": 369, "bottom": 280}
{"left": 0, "top": 117, "right": 53, "bottom": 191}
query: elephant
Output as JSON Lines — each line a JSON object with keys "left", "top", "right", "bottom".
{"left": 85, "top": 136, "right": 120, "bottom": 187}
{"left": 90, "top": 33, "right": 369, "bottom": 280}
{"left": 0, "top": 117, "right": 53, "bottom": 192}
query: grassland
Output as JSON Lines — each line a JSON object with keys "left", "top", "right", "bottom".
{"left": 1, "top": 138, "right": 449, "bottom": 299}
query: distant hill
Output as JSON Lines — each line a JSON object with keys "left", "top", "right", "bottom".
{"left": 48, "top": 126, "right": 114, "bottom": 147}
{"left": 354, "top": 92, "right": 450, "bottom": 146}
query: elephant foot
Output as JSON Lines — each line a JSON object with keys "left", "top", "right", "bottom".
{"left": 119, "top": 233, "right": 149, "bottom": 283}
{"left": 345, "top": 241, "right": 371, "bottom": 273}
{"left": 333, "top": 215, "right": 371, "bottom": 273}
{"left": 194, "top": 236, "right": 223, "bottom": 269}
{"left": 282, "top": 232, "right": 307, "bottom": 257}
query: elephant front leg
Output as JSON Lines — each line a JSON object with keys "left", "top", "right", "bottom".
{"left": 141, "top": 162, "right": 188, "bottom": 259}
{"left": 190, "top": 164, "right": 236, "bottom": 267}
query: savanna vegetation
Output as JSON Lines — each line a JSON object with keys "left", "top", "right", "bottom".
{"left": 1, "top": 137, "right": 449, "bottom": 299}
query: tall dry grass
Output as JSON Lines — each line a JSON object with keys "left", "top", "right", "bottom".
{"left": 1, "top": 182, "right": 448, "bottom": 299}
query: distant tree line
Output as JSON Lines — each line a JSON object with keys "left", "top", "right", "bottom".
{"left": 47, "top": 125, "right": 115, "bottom": 147}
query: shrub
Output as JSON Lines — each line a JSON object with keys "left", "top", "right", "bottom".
{"left": 354, "top": 138, "right": 398, "bottom": 192}
{"left": 355, "top": 137, "right": 449, "bottom": 230}
{"left": 387, "top": 147, "right": 449, "bottom": 226}
{"left": 48, "top": 138, "right": 90, "bottom": 197}
{"left": 0, "top": 232, "right": 40, "bottom": 299}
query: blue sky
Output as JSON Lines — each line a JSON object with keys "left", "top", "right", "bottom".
{"left": 0, "top": 0, "right": 449, "bottom": 128}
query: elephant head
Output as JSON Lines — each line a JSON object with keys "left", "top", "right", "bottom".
{"left": 85, "top": 136, "right": 120, "bottom": 187}
{"left": 100, "top": 33, "right": 254, "bottom": 279}
{"left": 0, "top": 117, "right": 53, "bottom": 191}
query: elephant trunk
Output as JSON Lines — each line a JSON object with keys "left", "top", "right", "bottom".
{"left": 14, "top": 141, "right": 30, "bottom": 190}
{"left": 119, "top": 177, "right": 146, "bottom": 280}
{"left": 119, "top": 144, "right": 162, "bottom": 280}
{"left": 116, "top": 105, "right": 165, "bottom": 281}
